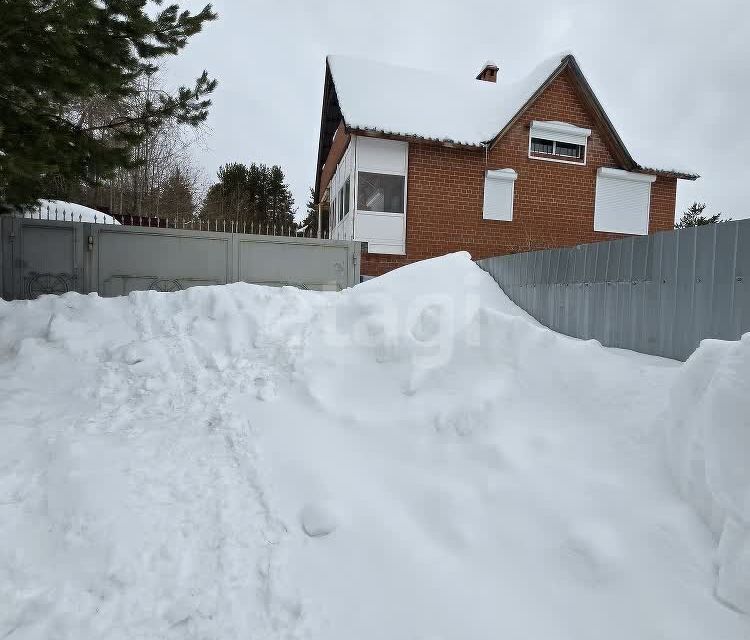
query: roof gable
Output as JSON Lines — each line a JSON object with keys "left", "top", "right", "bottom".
{"left": 486, "top": 57, "right": 634, "bottom": 168}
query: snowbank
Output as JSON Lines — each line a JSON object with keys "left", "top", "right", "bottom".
{"left": 25, "top": 199, "right": 120, "bottom": 224}
{"left": 664, "top": 335, "right": 750, "bottom": 612}
{"left": 0, "top": 252, "right": 747, "bottom": 639}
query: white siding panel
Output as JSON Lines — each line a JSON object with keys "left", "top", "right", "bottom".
{"left": 355, "top": 212, "right": 404, "bottom": 255}
{"left": 356, "top": 137, "right": 408, "bottom": 174}
{"left": 594, "top": 169, "right": 655, "bottom": 235}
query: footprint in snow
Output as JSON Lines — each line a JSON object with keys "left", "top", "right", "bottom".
{"left": 560, "top": 520, "right": 624, "bottom": 585}
{"left": 300, "top": 503, "right": 338, "bottom": 538}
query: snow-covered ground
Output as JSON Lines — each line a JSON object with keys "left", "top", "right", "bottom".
{"left": 0, "top": 252, "right": 747, "bottom": 639}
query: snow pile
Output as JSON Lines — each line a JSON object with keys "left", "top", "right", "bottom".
{"left": 664, "top": 335, "right": 750, "bottom": 612}
{"left": 25, "top": 199, "right": 120, "bottom": 224}
{"left": 0, "top": 252, "right": 747, "bottom": 639}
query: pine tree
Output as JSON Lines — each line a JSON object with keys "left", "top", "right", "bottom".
{"left": 0, "top": 0, "right": 218, "bottom": 208}
{"left": 202, "top": 163, "right": 250, "bottom": 221}
{"left": 675, "top": 202, "right": 730, "bottom": 228}
{"left": 266, "top": 165, "right": 295, "bottom": 230}
{"left": 299, "top": 187, "right": 329, "bottom": 236}
{"left": 201, "top": 162, "right": 296, "bottom": 232}
{"left": 158, "top": 167, "right": 196, "bottom": 219}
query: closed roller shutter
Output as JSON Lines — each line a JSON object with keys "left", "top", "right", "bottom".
{"left": 594, "top": 168, "right": 656, "bottom": 235}
{"left": 483, "top": 169, "right": 517, "bottom": 221}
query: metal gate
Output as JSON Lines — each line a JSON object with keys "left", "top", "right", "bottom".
{"left": 1, "top": 216, "right": 363, "bottom": 300}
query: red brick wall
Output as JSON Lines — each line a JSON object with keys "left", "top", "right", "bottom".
{"left": 361, "top": 67, "right": 677, "bottom": 277}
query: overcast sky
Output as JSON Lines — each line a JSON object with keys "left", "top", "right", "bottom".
{"left": 165, "top": 0, "right": 750, "bottom": 222}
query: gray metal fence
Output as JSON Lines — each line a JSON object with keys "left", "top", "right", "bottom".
{"left": 477, "top": 219, "right": 750, "bottom": 361}
{"left": 1, "top": 215, "right": 362, "bottom": 301}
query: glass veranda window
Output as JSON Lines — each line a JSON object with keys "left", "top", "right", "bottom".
{"left": 344, "top": 177, "right": 351, "bottom": 215}
{"left": 357, "top": 172, "right": 405, "bottom": 214}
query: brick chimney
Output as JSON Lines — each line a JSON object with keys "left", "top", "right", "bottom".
{"left": 476, "top": 61, "right": 499, "bottom": 83}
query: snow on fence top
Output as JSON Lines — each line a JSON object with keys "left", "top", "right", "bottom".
{"left": 26, "top": 199, "right": 121, "bottom": 225}
{"left": 15, "top": 200, "right": 325, "bottom": 238}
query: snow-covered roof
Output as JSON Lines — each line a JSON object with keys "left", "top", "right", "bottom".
{"left": 324, "top": 53, "right": 699, "bottom": 180}
{"left": 25, "top": 199, "right": 121, "bottom": 225}
{"left": 327, "top": 53, "right": 567, "bottom": 147}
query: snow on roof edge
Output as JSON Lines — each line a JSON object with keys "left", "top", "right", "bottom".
{"left": 638, "top": 166, "right": 700, "bottom": 180}
{"left": 327, "top": 53, "right": 569, "bottom": 147}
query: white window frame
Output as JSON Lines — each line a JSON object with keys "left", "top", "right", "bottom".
{"left": 482, "top": 168, "right": 517, "bottom": 221}
{"left": 354, "top": 137, "right": 408, "bottom": 217}
{"left": 352, "top": 136, "right": 408, "bottom": 255}
{"left": 355, "top": 171, "right": 407, "bottom": 214}
{"left": 528, "top": 121, "right": 591, "bottom": 166}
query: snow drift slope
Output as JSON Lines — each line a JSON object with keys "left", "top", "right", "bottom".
{"left": 0, "top": 252, "right": 747, "bottom": 639}
{"left": 664, "top": 334, "right": 750, "bottom": 612}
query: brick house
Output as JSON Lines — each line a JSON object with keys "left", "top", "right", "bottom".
{"left": 314, "top": 53, "right": 698, "bottom": 277}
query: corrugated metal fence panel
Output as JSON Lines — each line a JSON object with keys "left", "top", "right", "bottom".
{"left": 477, "top": 218, "right": 750, "bottom": 361}
{"left": 1, "top": 217, "right": 361, "bottom": 301}
{"left": 736, "top": 223, "right": 750, "bottom": 338}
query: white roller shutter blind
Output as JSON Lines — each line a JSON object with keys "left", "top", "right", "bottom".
{"left": 483, "top": 169, "right": 517, "bottom": 221}
{"left": 530, "top": 121, "right": 591, "bottom": 146}
{"left": 356, "top": 136, "right": 408, "bottom": 174}
{"left": 594, "top": 168, "right": 656, "bottom": 235}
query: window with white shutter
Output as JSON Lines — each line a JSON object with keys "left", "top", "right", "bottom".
{"left": 594, "top": 168, "right": 656, "bottom": 235}
{"left": 483, "top": 169, "right": 517, "bottom": 221}
{"left": 529, "top": 121, "right": 591, "bottom": 165}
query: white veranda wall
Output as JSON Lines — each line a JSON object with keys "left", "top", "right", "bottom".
{"left": 328, "top": 135, "right": 410, "bottom": 255}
